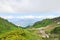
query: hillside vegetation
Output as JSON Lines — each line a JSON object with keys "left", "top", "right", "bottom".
{"left": 0, "top": 16, "right": 60, "bottom": 40}
{"left": 31, "top": 17, "right": 60, "bottom": 28}
{"left": 0, "top": 17, "right": 42, "bottom": 40}
{"left": 27, "top": 16, "right": 60, "bottom": 40}
{"left": 32, "top": 19, "right": 53, "bottom": 28}
{"left": 0, "top": 17, "right": 19, "bottom": 34}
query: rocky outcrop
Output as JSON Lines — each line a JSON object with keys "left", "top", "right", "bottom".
{"left": 39, "top": 29, "right": 49, "bottom": 38}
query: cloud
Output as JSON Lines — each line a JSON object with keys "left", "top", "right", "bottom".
{"left": 0, "top": 0, "right": 60, "bottom": 13}
{"left": 0, "top": 16, "right": 14, "bottom": 19}
{"left": 0, "top": 15, "right": 58, "bottom": 19}
{"left": 0, "top": 0, "right": 14, "bottom": 13}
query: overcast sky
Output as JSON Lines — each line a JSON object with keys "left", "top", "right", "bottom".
{"left": 0, "top": 0, "right": 60, "bottom": 13}
{"left": 0, "top": 0, "right": 60, "bottom": 26}
{"left": 0, "top": 0, "right": 60, "bottom": 19}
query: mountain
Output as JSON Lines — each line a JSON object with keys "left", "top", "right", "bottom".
{"left": 31, "top": 16, "right": 60, "bottom": 28}
{"left": 0, "top": 16, "right": 60, "bottom": 40}
{"left": 0, "top": 17, "right": 42, "bottom": 40}
{"left": 28, "top": 16, "right": 60, "bottom": 40}
{"left": 31, "top": 19, "right": 53, "bottom": 28}
{"left": 0, "top": 17, "right": 18, "bottom": 34}
{"left": 8, "top": 18, "right": 41, "bottom": 27}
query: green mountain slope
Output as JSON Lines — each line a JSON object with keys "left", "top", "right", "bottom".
{"left": 51, "top": 24, "right": 60, "bottom": 34}
{"left": 32, "top": 19, "right": 53, "bottom": 28}
{"left": 0, "top": 29, "right": 42, "bottom": 40}
{"left": 26, "top": 16, "right": 60, "bottom": 40}
{"left": 0, "top": 17, "right": 42, "bottom": 40}
{"left": 31, "top": 16, "right": 60, "bottom": 28}
{"left": 0, "top": 17, "right": 18, "bottom": 34}
{"left": 0, "top": 16, "right": 60, "bottom": 40}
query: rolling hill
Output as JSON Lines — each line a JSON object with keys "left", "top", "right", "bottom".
{"left": 31, "top": 16, "right": 60, "bottom": 28}
{"left": 0, "top": 16, "right": 60, "bottom": 40}
{"left": 0, "top": 17, "right": 42, "bottom": 40}
{"left": 27, "top": 16, "right": 60, "bottom": 40}
{"left": 0, "top": 17, "right": 18, "bottom": 34}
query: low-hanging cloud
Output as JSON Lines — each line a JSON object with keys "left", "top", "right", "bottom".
{"left": 0, "top": 0, "right": 60, "bottom": 13}
{"left": 0, "top": 15, "right": 58, "bottom": 19}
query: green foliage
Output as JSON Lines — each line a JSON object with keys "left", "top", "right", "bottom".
{"left": 0, "top": 29, "right": 42, "bottom": 40}
{"left": 30, "top": 17, "right": 60, "bottom": 28}
{"left": 0, "top": 29, "right": 26, "bottom": 40}
{"left": 0, "top": 17, "right": 18, "bottom": 34}
{"left": 51, "top": 25, "right": 60, "bottom": 34}
{"left": 32, "top": 19, "right": 53, "bottom": 28}
{"left": 52, "top": 16, "right": 60, "bottom": 22}
{"left": 0, "top": 16, "right": 60, "bottom": 40}
{"left": 0, "top": 17, "right": 42, "bottom": 40}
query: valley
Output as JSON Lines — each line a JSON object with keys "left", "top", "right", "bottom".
{"left": 0, "top": 17, "right": 60, "bottom": 40}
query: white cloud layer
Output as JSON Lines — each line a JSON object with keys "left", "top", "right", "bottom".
{"left": 0, "top": 15, "right": 58, "bottom": 19}
{"left": 0, "top": 0, "right": 60, "bottom": 13}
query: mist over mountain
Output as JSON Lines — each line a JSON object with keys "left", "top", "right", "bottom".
{"left": 0, "top": 16, "right": 60, "bottom": 40}
{"left": 5, "top": 16, "right": 60, "bottom": 27}
{"left": 0, "top": 17, "right": 42, "bottom": 40}
{"left": 8, "top": 18, "right": 42, "bottom": 27}
{"left": 0, "top": 13, "right": 60, "bottom": 27}
{"left": 0, "top": 0, "right": 60, "bottom": 40}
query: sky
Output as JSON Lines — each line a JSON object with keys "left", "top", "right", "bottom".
{"left": 0, "top": 13, "right": 60, "bottom": 27}
{"left": 0, "top": 0, "right": 60, "bottom": 13}
{"left": 0, "top": 0, "right": 60, "bottom": 27}
{"left": 0, "top": 13, "right": 60, "bottom": 19}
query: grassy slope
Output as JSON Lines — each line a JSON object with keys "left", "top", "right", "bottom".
{"left": 0, "top": 16, "right": 60, "bottom": 40}
{"left": 28, "top": 17, "right": 60, "bottom": 40}
{"left": 31, "top": 19, "right": 54, "bottom": 28}
{"left": 0, "top": 17, "right": 18, "bottom": 34}
{"left": 0, "top": 17, "right": 42, "bottom": 40}
{"left": 0, "top": 29, "right": 42, "bottom": 40}
{"left": 31, "top": 17, "right": 60, "bottom": 28}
